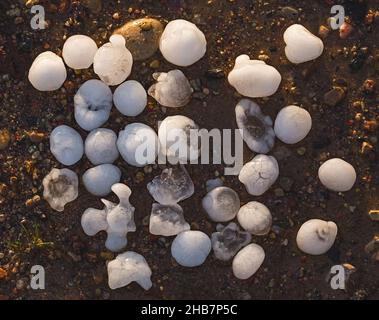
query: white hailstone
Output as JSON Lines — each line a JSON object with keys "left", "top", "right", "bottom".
{"left": 28, "top": 51, "right": 67, "bottom": 91}
{"left": 85, "top": 128, "right": 119, "bottom": 165}
{"left": 93, "top": 35, "right": 133, "bottom": 86}
{"left": 274, "top": 105, "right": 312, "bottom": 144}
{"left": 82, "top": 164, "right": 121, "bottom": 196}
{"left": 228, "top": 54, "right": 281, "bottom": 98}
{"left": 158, "top": 115, "right": 200, "bottom": 163}
{"left": 50, "top": 125, "right": 83, "bottom": 166}
{"left": 232, "top": 243, "right": 265, "bottom": 280}
{"left": 239, "top": 154, "right": 279, "bottom": 196}
{"left": 235, "top": 99, "right": 275, "bottom": 154}
{"left": 107, "top": 251, "right": 152, "bottom": 290}
{"left": 42, "top": 168, "right": 78, "bottom": 212}
{"left": 202, "top": 186, "right": 240, "bottom": 222}
{"left": 296, "top": 219, "right": 337, "bottom": 255}
{"left": 62, "top": 35, "right": 98, "bottom": 69}
{"left": 284, "top": 24, "right": 324, "bottom": 64}
{"left": 74, "top": 79, "right": 113, "bottom": 131}
{"left": 237, "top": 201, "right": 272, "bottom": 236}
{"left": 113, "top": 80, "right": 147, "bottom": 117}
{"left": 148, "top": 70, "right": 193, "bottom": 108}
{"left": 159, "top": 19, "right": 206, "bottom": 67}
{"left": 318, "top": 158, "right": 356, "bottom": 192}
{"left": 117, "top": 123, "right": 158, "bottom": 167}
{"left": 171, "top": 230, "right": 211, "bottom": 267}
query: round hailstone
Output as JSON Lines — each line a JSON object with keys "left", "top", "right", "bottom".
{"left": 85, "top": 128, "right": 119, "bottom": 165}
{"left": 296, "top": 219, "right": 337, "bottom": 255}
{"left": 171, "top": 230, "right": 211, "bottom": 267}
{"left": 62, "top": 35, "right": 98, "bottom": 69}
{"left": 117, "top": 123, "right": 158, "bottom": 167}
{"left": 82, "top": 164, "right": 121, "bottom": 196}
{"left": 113, "top": 80, "right": 147, "bottom": 116}
{"left": 93, "top": 35, "right": 133, "bottom": 86}
{"left": 74, "top": 79, "right": 113, "bottom": 131}
{"left": 28, "top": 51, "right": 67, "bottom": 91}
{"left": 232, "top": 244, "right": 265, "bottom": 280}
{"left": 274, "top": 105, "right": 312, "bottom": 144}
{"left": 50, "top": 125, "right": 83, "bottom": 166}
{"left": 284, "top": 24, "right": 324, "bottom": 64}
{"left": 159, "top": 19, "right": 206, "bottom": 67}
{"left": 237, "top": 201, "right": 272, "bottom": 236}
{"left": 318, "top": 158, "right": 356, "bottom": 192}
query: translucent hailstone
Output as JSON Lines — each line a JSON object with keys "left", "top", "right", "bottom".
{"left": 93, "top": 35, "right": 133, "bottom": 86}
{"left": 228, "top": 55, "right": 281, "bottom": 98}
{"left": 50, "top": 125, "right": 83, "bottom": 166}
{"left": 202, "top": 186, "right": 240, "bottom": 222}
{"left": 284, "top": 24, "right": 324, "bottom": 64}
{"left": 232, "top": 243, "right": 265, "bottom": 280}
{"left": 82, "top": 164, "right": 121, "bottom": 196}
{"left": 318, "top": 158, "right": 356, "bottom": 192}
{"left": 74, "top": 79, "right": 113, "bottom": 131}
{"left": 62, "top": 35, "right": 98, "bottom": 69}
{"left": 28, "top": 51, "right": 67, "bottom": 91}
{"left": 42, "top": 168, "right": 78, "bottom": 212}
{"left": 235, "top": 99, "right": 275, "bottom": 153}
{"left": 117, "top": 123, "right": 158, "bottom": 167}
{"left": 107, "top": 251, "right": 152, "bottom": 290}
{"left": 159, "top": 19, "right": 206, "bottom": 67}
{"left": 171, "top": 230, "right": 211, "bottom": 267}
{"left": 296, "top": 219, "right": 337, "bottom": 255}
{"left": 211, "top": 222, "right": 251, "bottom": 261}
{"left": 85, "top": 128, "right": 119, "bottom": 165}
{"left": 113, "top": 80, "right": 147, "bottom": 116}
{"left": 237, "top": 201, "right": 272, "bottom": 235}
{"left": 148, "top": 70, "right": 193, "bottom": 108}
{"left": 205, "top": 177, "right": 223, "bottom": 192}
{"left": 239, "top": 154, "right": 279, "bottom": 196}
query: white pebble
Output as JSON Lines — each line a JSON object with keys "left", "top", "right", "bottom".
{"left": 318, "top": 158, "right": 356, "bottom": 192}
{"left": 82, "top": 164, "right": 121, "bottom": 196}
{"left": 62, "top": 35, "right": 98, "bottom": 69}
{"left": 237, "top": 201, "right": 272, "bottom": 235}
{"left": 85, "top": 128, "right": 119, "bottom": 165}
{"left": 113, "top": 80, "right": 147, "bottom": 116}
{"left": 232, "top": 243, "right": 265, "bottom": 280}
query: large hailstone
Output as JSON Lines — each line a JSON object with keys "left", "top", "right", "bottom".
{"left": 237, "top": 201, "right": 272, "bottom": 236}
{"left": 62, "top": 35, "right": 98, "bottom": 69}
{"left": 82, "top": 164, "right": 121, "bottom": 196}
{"left": 117, "top": 123, "right": 158, "bottom": 167}
{"left": 113, "top": 80, "right": 147, "bottom": 116}
{"left": 85, "top": 128, "right": 119, "bottom": 165}
{"left": 50, "top": 125, "right": 83, "bottom": 166}
{"left": 228, "top": 55, "right": 281, "bottom": 98}
{"left": 239, "top": 154, "right": 279, "bottom": 196}
{"left": 93, "top": 35, "right": 133, "bottom": 86}
{"left": 232, "top": 243, "right": 265, "bottom": 280}
{"left": 159, "top": 19, "right": 206, "bottom": 67}
{"left": 28, "top": 51, "right": 67, "bottom": 91}
{"left": 296, "top": 219, "right": 337, "bottom": 255}
{"left": 284, "top": 24, "right": 324, "bottom": 64}
{"left": 235, "top": 99, "right": 275, "bottom": 154}
{"left": 318, "top": 158, "right": 356, "bottom": 192}
{"left": 74, "top": 79, "right": 113, "bottom": 131}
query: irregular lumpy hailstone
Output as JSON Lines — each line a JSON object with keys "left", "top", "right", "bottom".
{"left": 113, "top": 80, "right": 147, "bottom": 117}
{"left": 62, "top": 35, "right": 98, "bottom": 69}
{"left": 82, "top": 164, "right": 121, "bottom": 196}
{"left": 237, "top": 201, "right": 272, "bottom": 236}
{"left": 232, "top": 243, "right": 265, "bottom": 280}
{"left": 85, "top": 128, "right": 119, "bottom": 165}
{"left": 228, "top": 55, "right": 281, "bottom": 98}
{"left": 318, "top": 158, "right": 356, "bottom": 192}
{"left": 159, "top": 19, "right": 206, "bottom": 67}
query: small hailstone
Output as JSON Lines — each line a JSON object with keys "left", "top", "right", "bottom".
{"left": 171, "top": 230, "right": 211, "bottom": 267}
{"left": 42, "top": 168, "right": 78, "bottom": 212}
{"left": 235, "top": 99, "right": 275, "bottom": 153}
{"left": 232, "top": 243, "right": 265, "bottom": 280}
{"left": 211, "top": 222, "right": 251, "bottom": 261}
{"left": 107, "top": 251, "right": 152, "bottom": 290}
{"left": 284, "top": 24, "right": 324, "bottom": 64}
{"left": 93, "top": 35, "right": 133, "bottom": 86}
{"left": 296, "top": 219, "right": 337, "bottom": 255}
{"left": 159, "top": 19, "right": 206, "bottom": 67}
{"left": 74, "top": 79, "right": 113, "bottom": 131}
{"left": 113, "top": 80, "right": 147, "bottom": 116}
{"left": 228, "top": 54, "right": 281, "bottom": 98}
{"left": 318, "top": 158, "right": 356, "bottom": 192}
{"left": 239, "top": 154, "right": 279, "bottom": 196}
{"left": 85, "top": 128, "right": 119, "bottom": 165}
{"left": 117, "top": 123, "right": 158, "bottom": 167}
{"left": 62, "top": 35, "right": 98, "bottom": 69}
{"left": 28, "top": 51, "right": 67, "bottom": 91}
{"left": 148, "top": 70, "right": 193, "bottom": 108}
{"left": 205, "top": 177, "right": 223, "bottom": 192}
{"left": 202, "top": 186, "right": 240, "bottom": 222}
{"left": 82, "top": 164, "right": 121, "bottom": 196}
{"left": 237, "top": 201, "right": 272, "bottom": 236}
{"left": 50, "top": 125, "right": 83, "bottom": 166}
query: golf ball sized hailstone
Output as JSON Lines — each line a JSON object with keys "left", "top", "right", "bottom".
{"left": 318, "top": 158, "right": 356, "bottom": 192}
{"left": 113, "top": 80, "right": 147, "bottom": 117}
{"left": 62, "top": 35, "right": 98, "bottom": 69}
